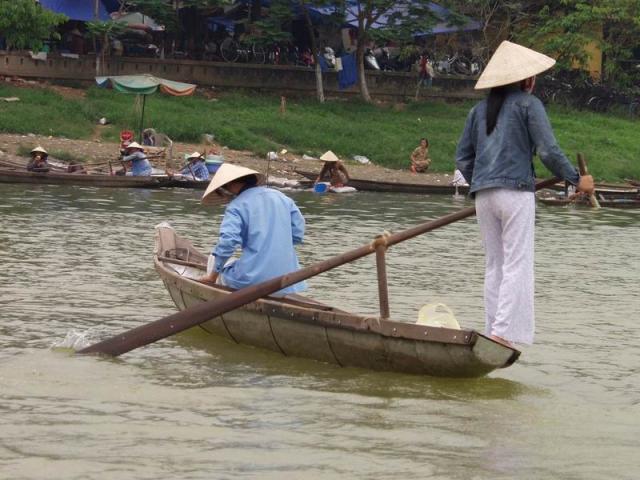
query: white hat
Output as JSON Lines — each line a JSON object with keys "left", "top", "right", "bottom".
{"left": 187, "top": 151, "right": 202, "bottom": 160}
{"left": 31, "top": 146, "right": 48, "bottom": 155}
{"left": 320, "top": 150, "right": 339, "bottom": 162}
{"left": 201, "top": 164, "right": 264, "bottom": 205}
{"left": 474, "top": 40, "right": 556, "bottom": 90}
{"left": 125, "top": 141, "right": 144, "bottom": 150}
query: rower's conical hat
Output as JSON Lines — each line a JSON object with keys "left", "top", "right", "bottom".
{"left": 31, "top": 146, "right": 48, "bottom": 155}
{"left": 125, "top": 141, "right": 144, "bottom": 150}
{"left": 187, "top": 151, "right": 202, "bottom": 159}
{"left": 319, "top": 150, "right": 339, "bottom": 162}
{"left": 474, "top": 40, "right": 556, "bottom": 90}
{"left": 201, "top": 163, "right": 264, "bottom": 205}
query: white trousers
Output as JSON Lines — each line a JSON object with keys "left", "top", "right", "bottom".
{"left": 475, "top": 189, "right": 536, "bottom": 345}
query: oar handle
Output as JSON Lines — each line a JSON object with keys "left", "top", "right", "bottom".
{"left": 78, "top": 177, "right": 561, "bottom": 358}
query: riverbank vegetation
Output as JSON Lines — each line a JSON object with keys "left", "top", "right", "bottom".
{"left": 0, "top": 83, "right": 638, "bottom": 181}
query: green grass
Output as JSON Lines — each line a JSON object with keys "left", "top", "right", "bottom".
{"left": 1, "top": 84, "right": 639, "bottom": 181}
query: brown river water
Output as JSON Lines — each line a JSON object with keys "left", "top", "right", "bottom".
{"left": 0, "top": 184, "right": 638, "bottom": 479}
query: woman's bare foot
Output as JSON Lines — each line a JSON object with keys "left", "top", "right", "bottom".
{"left": 489, "top": 334, "right": 514, "bottom": 348}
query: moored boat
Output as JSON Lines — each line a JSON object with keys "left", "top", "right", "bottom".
{"left": 154, "top": 224, "right": 520, "bottom": 378}
{"left": 0, "top": 167, "right": 172, "bottom": 188}
{"left": 537, "top": 193, "right": 640, "bottom": 208}
{"left": 0, "top": 167, "right": 212, "bottom": 189}
{"left": 295, "top": 169, "right": 469, "bottom": 195}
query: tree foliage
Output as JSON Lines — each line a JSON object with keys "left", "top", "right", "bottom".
{"left": 0, "top": 0, "right": 67, "bottom": 51}
{"left": 341, "top": 0, "right": 439, "bottom": 101}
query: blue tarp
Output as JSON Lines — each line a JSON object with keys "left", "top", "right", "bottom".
{"left": 39, "top": 0, "right": 111, "bottom": 22}
{"left": 338, "top": 53, "right": 357, "bottom": 90}
{"left": 344, "top": 2, "right": 480, "bottom": 35}
{"left": 206, "top": 16, "right": 235, "bottom": 33}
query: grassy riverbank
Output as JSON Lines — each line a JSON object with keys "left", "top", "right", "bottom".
{"left": 0, "top": 83, "right": 638, "bottom": 181}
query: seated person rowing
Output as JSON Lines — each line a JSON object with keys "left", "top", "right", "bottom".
{"left": 27, "top": 146, "right": 51, "bottom": 173}
{"left": 199, "top": 164, "right": 306, "bottom": 296}
{"left": 119, "top": 142, "right": 153, "bottom": 176}
{"left": 179, "top": 152, "right": 209, "bottom": 181}
{"left": 315, "top": 150, "right": 350, "bottom": 188}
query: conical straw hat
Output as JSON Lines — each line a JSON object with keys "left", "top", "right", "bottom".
{"left": 125, "top": 141, "right": 144, "bottom": 150}
{"left": 187, "top": 151, "right": 202, "bottom": 160}
{"left": 31, "top": 146, "right": 48, "bottom": 155}
{"left": 474, "top": 40, "right": 556, "bottom": 90}
{"left": 201, "top": 163, "right": 264, "bottom": 205}
{"left": 319, "top": 150, "right": 339, "bottom": 162}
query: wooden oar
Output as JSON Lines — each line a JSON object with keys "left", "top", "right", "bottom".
{"left": 577, "top": 153, "right": 600, "bottom": 209}
{"left": 78, "top": 176, "right": 561, "bottom": 358}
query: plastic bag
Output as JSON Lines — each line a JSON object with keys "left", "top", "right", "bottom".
{"left": 416, "top": 303, "right": 461, "bottom": 329}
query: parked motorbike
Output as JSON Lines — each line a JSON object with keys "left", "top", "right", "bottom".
{"left": 364, "top": 48, "right": 381, "bottom": 70}
{"left": 322, "top": 46, "right": 336, "bottom": 69}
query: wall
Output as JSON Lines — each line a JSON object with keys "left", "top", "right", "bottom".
{"left": 0, "top": 52, "right": 480, "bottom": 101}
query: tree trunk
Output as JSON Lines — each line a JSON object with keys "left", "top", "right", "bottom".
{"left": 301, "top": 2, "right": 325, "bottom": 103}
{"left": 314, "top": 62, "right": 325, "bottom": 103}
{"left": 356, "top": 42, "right": 371, "bottom": 103}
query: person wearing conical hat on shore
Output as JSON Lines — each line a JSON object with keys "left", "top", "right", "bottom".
{"left": 200, "top": 164, "right": 306, "bottom": 295}
{"left": 179, "top": 152, "right": 210, "bottom": 181}
{"left": 315, "top": 150, "right": 350, "bottom": 188}
{"left": 455, "top": 41, "right": 595, "bottom": 347}
{"left": 27, "top": 146, "right": 50, "bottom": 173}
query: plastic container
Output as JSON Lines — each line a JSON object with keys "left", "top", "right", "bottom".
{"left": 314, "top": 182, "right": 330, "bottom": 194}
{"left": 205, "top": 154, "right": 224, "bottom": 174}
{"left": 416, "top": 303, "right": 461, "bottom": 329}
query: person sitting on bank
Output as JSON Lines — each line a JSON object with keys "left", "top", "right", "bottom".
{"left": 410, "top": 138, "right": 431, "bottom": 174}
{"left": 199, "top": 164, "right": 306, "bottom": 296}
{"left": 315, "top": 150, "right": 350, "bottom": 188}
{"left": 180, "top": 152, "right": 210, "bottom": 181}
{"left": 27, "top": 147, "right": 51, "bottom": 173}
{"left": 120, "top": 142, "right": 152, "bottom": 176}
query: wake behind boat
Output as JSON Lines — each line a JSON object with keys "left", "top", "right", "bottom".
{"left": 154, "top": 224, "right": 520, "bottom": 378}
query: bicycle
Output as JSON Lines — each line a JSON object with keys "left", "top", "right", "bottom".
{"left": 220, "top": 38, "right": 266, "bottom": 64}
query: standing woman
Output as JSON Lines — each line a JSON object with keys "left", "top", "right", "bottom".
{"left": 455, "top": 41, "right": 594, "bottom": 346}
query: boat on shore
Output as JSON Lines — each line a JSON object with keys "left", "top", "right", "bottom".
{"left": 0, "top": 167, "right": 210, "bottom": 190}
{"left": 537, "top": 192, "right": 640, "bottom": 208}
{"left": 297, "top": 169, "right": 638, "bottom": 198}
{"left": 154, "top": 224, "right": 520, "bottom": 378}
{"left": 294, "top": 169, "right": 469, "bottom": 195}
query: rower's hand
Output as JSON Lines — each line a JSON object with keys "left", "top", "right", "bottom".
{"left": 199, "top": 272, "right": 218, "bottom": 284}
{"left": 577, "top": 175, "right": 595, "bottom": 195}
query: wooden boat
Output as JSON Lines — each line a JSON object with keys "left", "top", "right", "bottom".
{"left": 537, "top": 193, "right": 640, "bottom": 208}
{"left": 0, "top": 167, "right": 176, "bottom": 189}
{"left": 0, "top": 167, "right": 213, "bottom": 190}
{"left": 295, "top": 169, "right": 469, "bottom": 195}
{"left": 154, "top": 224, "right": 520, "bottom": 378}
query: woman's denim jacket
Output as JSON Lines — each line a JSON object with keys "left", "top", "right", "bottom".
{"left": 455, "top": 90, "right": 579, "bottom": 195}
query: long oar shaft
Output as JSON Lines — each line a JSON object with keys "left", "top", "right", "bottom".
{"left": 79, "top": 177, "right": 560, "bottom": 357}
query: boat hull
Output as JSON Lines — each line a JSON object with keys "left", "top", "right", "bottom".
{"left": 0, "top": 168, "right": 210, "bottom": 189}
{"left": 537, "top": 195, "right": 640, "bottom": 208}
{"left": 295, "top": 169, "right": 469, "bottom": 195}
{"left": 0, "top": 168, "right": 168, "bottom": 188}
{"left": 154, "top": 225, "right": 519, "bottom": 377}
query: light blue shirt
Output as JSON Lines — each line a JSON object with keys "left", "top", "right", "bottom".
{"left": 212, "top": 186, "right": 306, "bottom": 295}
{"left": 123, "top": 150, "right": 152, "bottom": 176}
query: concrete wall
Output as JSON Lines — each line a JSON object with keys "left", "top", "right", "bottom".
{"left": 0, "top": 52, "right": 480, "bottom": 101}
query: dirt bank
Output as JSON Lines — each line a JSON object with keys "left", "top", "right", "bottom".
{"left": 0, "top": 132, "right": 457, "bottom": 185}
